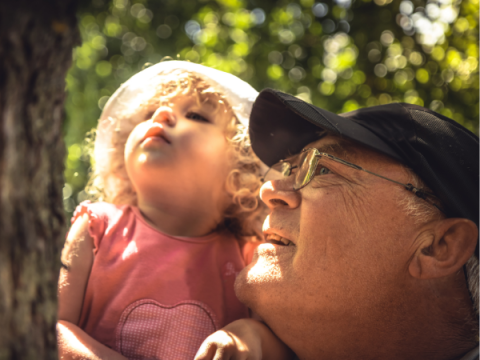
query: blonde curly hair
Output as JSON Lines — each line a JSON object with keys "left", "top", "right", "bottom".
{"left": 86, "top": 70, "right": 266, "bottom": 240}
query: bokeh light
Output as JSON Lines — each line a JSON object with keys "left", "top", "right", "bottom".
{"left": 63, "top": 0, "right": 479, "bottom": 215}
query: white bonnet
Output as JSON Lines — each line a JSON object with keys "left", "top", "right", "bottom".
{"left": 94, "top": 61, "right": 259, "bottom": 173}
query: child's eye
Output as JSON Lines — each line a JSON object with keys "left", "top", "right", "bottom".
{"left": 186, "top": 111, "right": 209, "bottom": 123}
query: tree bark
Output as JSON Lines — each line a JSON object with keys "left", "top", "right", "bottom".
{"left": 0, "top": 1, "right": 79, "bottom": 358}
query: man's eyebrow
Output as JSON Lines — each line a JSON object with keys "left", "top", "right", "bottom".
{"left": 282, "top": 140, "right": 356, "bottom": 163}
{"left": 312, "top": 142, "right": 355, "bottom": 160}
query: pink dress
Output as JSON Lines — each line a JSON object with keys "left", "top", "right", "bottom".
{"left": 73, "top": 201, "right": 256, "bottom": 360}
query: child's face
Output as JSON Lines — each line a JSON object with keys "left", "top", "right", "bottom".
{"left": 124, "top": 93, "right": 233, "bottom": 215}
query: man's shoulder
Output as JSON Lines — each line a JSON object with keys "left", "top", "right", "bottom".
{"left": 290, "top": 347, "right": 480, "bottom": 360}
{"left": 460, "top": 346, "right": 479, "bottom": 360}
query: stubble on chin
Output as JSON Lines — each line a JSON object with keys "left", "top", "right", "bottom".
{"left": 234, "top": 245, "right": 290, "bottom": 310}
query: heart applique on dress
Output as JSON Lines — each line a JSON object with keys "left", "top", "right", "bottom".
{"left": 115, "top": 299, "right": 218, "bottom": 360}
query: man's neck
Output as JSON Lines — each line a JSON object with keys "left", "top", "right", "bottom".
{"left": 276, "top": 281, "right": 478, "bottom": 360}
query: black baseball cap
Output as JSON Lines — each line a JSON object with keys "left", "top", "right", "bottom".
{"left": 249, "top": 89, "right": 479, "bottom": 237}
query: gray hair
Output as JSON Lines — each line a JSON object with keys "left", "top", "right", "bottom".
{"left": 465, "top": 255, "right": 479, "bottom": 315}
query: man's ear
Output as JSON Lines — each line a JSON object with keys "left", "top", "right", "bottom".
{"left": 409, "top": 218, "right": 478, "bottom": 279}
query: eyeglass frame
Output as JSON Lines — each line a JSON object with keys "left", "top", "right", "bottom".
{"left": 262, "top": 147, "right": 445, "bottom": 214}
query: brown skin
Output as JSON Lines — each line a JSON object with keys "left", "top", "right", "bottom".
{"left": 235, "top": 136, "right": 478, "bottom": 360}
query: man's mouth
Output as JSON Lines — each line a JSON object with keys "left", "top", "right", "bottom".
{"left": 265, "top": 233, "right": 295, "bottom": 246}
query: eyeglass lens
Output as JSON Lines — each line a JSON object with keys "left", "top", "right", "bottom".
{"left": 294, "top": 149, "right": 319, "bottom": 190}
{"left": 264, "top": 161, "right": 292, "bottom": 182}
{"left": 264, "top": 149, "right": 321, "bottom": 190}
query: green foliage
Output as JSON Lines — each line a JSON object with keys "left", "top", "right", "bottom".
{"left": 63, "top": 0, "right": 479, "bottom": 214}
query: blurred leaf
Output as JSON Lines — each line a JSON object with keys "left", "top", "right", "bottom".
{"left": 64, "top": 0, "right": 479, "bottom": 216}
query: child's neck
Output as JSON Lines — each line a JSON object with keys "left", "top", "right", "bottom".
{"left": 136, "top": 195, "right": 223, "bottom": 237}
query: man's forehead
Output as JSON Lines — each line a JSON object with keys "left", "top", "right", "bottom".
{"left": 307, "top": 137, "right": 347, "bottom": 152}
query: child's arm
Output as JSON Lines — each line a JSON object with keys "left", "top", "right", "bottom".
{"left": 57, "top": 321, "right": 127, "bottom": 360}
{"left": 57, "top": 213, "right": 127, "bottom": 360}
{"left": 194, "top": 318, "right": 295, "bottom": 360}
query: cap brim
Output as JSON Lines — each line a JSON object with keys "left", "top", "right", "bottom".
{"left": 250, "top": 89, "right": 402, "bottom": 166}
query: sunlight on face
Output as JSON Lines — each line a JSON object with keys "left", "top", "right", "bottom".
{"left": 246, "top": 243, "right": 284, "bottom": 284}
{"left": 138, "top": 153, "right": 147, "bottom": 163}
{"left": 262, "top": 210, "right": 272, "bottom": 233}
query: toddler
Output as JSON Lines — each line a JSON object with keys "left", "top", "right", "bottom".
{"left": 57, "top": 61, "right": 268, "bottom": 360}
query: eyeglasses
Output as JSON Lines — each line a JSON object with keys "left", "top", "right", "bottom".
{"left": 263, "top": 148, "right": 444, "bottom": 213}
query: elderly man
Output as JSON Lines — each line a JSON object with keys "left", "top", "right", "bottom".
{"left": 197, "top": 89, "right": 479, "bottom": 360}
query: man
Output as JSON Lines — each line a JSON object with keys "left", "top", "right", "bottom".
{"left": 234, "top": 89, "right": 479, "bottom": 359}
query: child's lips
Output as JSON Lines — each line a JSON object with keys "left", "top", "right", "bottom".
{"left": 142, "top": 124, "right": 171, "bottom": 144}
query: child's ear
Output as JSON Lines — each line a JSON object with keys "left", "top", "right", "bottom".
{"left": 409, "top": 218, "right": 478, "bottom": 279}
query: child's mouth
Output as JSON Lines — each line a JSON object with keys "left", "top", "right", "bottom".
{"left": 143, "top": 125, "right": 171, "bottom": 144}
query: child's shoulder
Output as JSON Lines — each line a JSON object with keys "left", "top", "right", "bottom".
{"left": 70, "top": 201, "right": 133, "bottom": 246}
{"left": 71, "top": 200, "right": 129, "bottom": 225}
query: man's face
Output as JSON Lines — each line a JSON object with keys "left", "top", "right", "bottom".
{"left": 235, "top": 136, "right": 426, "bottom": 355}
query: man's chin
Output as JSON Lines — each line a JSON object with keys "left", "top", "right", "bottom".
{"left": 234, "top": 247, "right": 289, "bottom": 309}
{"left": 234, "top": 265, "right": 256, "bottom": 309}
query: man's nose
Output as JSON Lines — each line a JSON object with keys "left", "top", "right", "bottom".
{"left": 260, "top": 180, "right": 300, "bottom": 210}
{"left": 151, "top": 106, "right": 176, "bottom": 126}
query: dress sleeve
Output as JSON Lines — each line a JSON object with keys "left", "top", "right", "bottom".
{"left": 71, "top": 201, "right": 107, "bottom": 253}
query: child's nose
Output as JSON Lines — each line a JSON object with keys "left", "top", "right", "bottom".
{"left": 151, "top": 107, "right": 176, "bottom": 126}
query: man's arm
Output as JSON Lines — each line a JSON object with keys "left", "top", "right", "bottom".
{"left": 57, "top": 213, "right": 127, "bottom": 360}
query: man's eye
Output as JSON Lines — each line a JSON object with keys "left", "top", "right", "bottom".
{"left": 316, "top": 166, "right": 331, "bottom": 176}
{"left": 186, "top": 111, "right": 209, "bottom": 122}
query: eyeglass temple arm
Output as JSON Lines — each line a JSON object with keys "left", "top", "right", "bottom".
{"left": 319, "top": 154, "right": 445, "bottom": 214}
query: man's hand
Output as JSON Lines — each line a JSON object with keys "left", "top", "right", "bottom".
{"left": 194, "top": 319, "right": 294, "bottom": 360}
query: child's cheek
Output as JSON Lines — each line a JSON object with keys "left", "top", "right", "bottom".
{"left": 124, "top": 127, "right": 144, "bottom": 175}
{"left": 125, "top": 125, "right": 143, "bottom": 156}
{"left": 124, "top": 134, "right": 135, "bottom": 163}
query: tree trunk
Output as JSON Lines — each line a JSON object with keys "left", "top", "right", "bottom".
{"left": 0, "top": 1, "right": 79, "bottom": 358}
